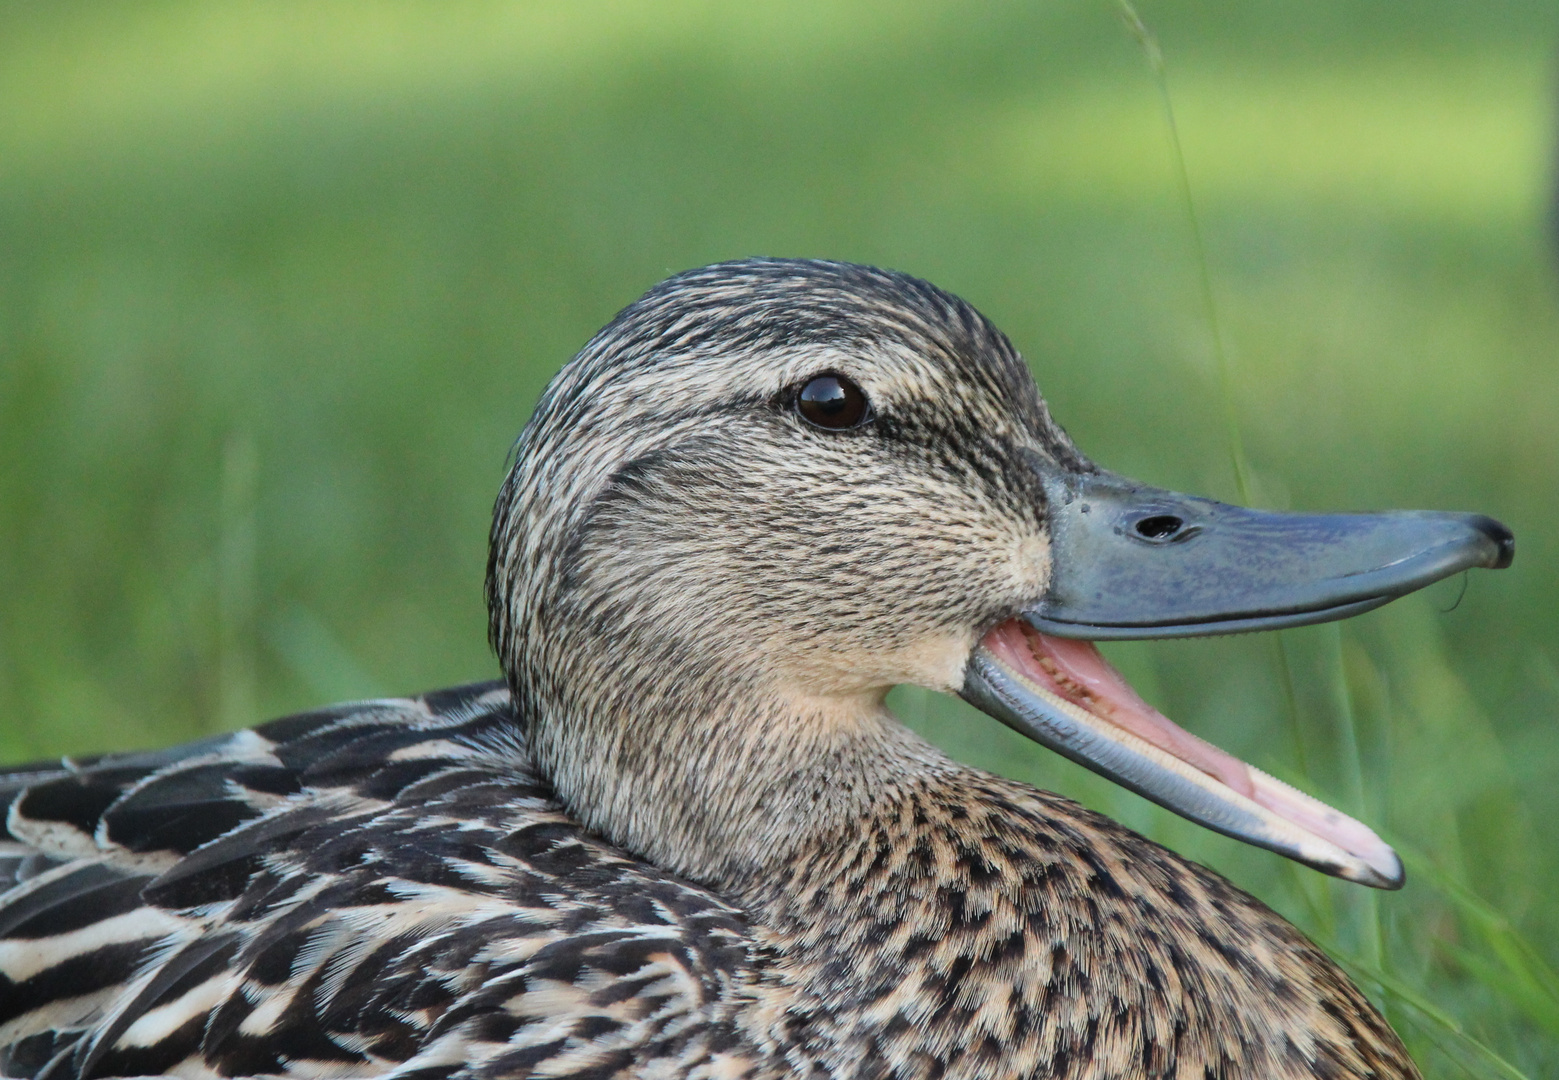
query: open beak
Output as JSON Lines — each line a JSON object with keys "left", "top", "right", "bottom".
{"left": 961, "top": 467, "right": 1514, "bottom": 889}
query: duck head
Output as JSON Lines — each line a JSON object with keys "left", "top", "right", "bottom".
{"left": 488, "top": 258, "right": 1512, "bottom": 891}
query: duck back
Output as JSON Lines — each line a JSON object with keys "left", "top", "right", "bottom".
{"left": 0, "top": 683, "right": 757, "bottom": 1080}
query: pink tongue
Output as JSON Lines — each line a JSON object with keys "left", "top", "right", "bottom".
{"left": 982, "top": 619, "right": 1255, "bottom": 798}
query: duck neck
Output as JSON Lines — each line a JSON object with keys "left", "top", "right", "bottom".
{"left": 519, "top": 664, "right": 955, "bottom": 892}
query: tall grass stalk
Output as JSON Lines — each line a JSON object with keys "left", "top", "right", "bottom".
{"left": 1401, "top": 847, "right": 1559, "bottom": 1042}
{"left": 1330, "top": 625, "right": 1384, "bottom": 971}
{"left": 1116, "top": 0, "right": 1319, "bottom": 815}
{"left": 1115, "top": 1, "right": 1247, "bottom": 503}
{"left": 1114, "top": 0, "right": 1310, "bottom": 770}
{"left": 1113, "top": 5, "right": 1548, "bottom": 1073}
{"left": 1330, "top": 950, "right": 1533, "bottom": 1080}
{"left": 218, "top": 429, "right": 258, "bottom": 733}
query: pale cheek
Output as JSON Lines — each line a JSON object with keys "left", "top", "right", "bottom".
{"left": 758, "top": 522, "right": 1047, "bottom": 695}
{"left": 896, "top": 628, "right": 978, "bottom": 692}
{"left": 777, "top": 626, "right": 976, "bottom": 697}
{"left": 1009, "top": 530, "right": 1052, "bottom": 600}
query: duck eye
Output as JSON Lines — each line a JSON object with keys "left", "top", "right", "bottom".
{"left": 796, "top": 374, "right": 870, "bottom": 430}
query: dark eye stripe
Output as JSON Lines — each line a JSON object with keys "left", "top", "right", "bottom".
{"left": 796, "top": 374, "right": 870, "bottom": 430}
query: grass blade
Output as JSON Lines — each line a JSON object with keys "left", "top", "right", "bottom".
{"left": 1326, "top": 948, "right": 1533, "bottom": 1080}
{"left": 1401, "top": 847, "right": 1559, "bottom": 1041}
{"left": 1116, "top": 0, "right": 1249, "bottom": 504}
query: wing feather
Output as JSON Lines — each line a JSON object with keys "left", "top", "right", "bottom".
{"left": 0, "top": 682, "right": 757, "bottom": 1079}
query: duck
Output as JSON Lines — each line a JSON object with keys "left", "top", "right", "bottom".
{"left": 0, "top": 258, "right": 1514, "bottom": 1080}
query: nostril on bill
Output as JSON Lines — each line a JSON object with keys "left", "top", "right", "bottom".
{"left": 1133, "top": 515, "right": 1184, "bottom": 541}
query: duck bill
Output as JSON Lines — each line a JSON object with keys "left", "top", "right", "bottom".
{"left": 1023, "top": 469, "right": 1512, "bottom": 639}
{"left": 961, "top": 468, "right": 1513, "bottom": 889}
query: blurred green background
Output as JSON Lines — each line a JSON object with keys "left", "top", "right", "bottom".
{"left": 1, "top": 1, "right": 1556, "bottom": 1073}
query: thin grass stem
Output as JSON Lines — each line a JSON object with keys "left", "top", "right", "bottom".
{"left": 1117, "top": 0, "right": 1318, "bottom": 880}
{"left": 219, "top": 428, "right": 258, "bottom": 733}
{"left": 1330, "top": 627, "right": 1385, "bottom": 972}
{"left": 1329, "top": 950, "right": 1533, "bottom": 1080}
{"left": 1116, "top": 1, "right": 1248, "bottom": 503}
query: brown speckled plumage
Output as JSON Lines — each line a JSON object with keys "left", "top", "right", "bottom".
{"left": 0, "top": 259, "right": 1417, "bottom": 1078}
{"left": 739, "top": 771, "right": 1412, "bottom": 1078}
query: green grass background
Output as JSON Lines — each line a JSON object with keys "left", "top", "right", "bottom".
{"left": 1, "top": 1, "right": 1556, "bottom": 1073}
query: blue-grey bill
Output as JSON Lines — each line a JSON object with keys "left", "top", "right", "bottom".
{"left": 1026, "top": 469, "right": 1513, "bottom": 640}
{"left": 956, "top": 464, "right": 1513, "bottom": 888}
